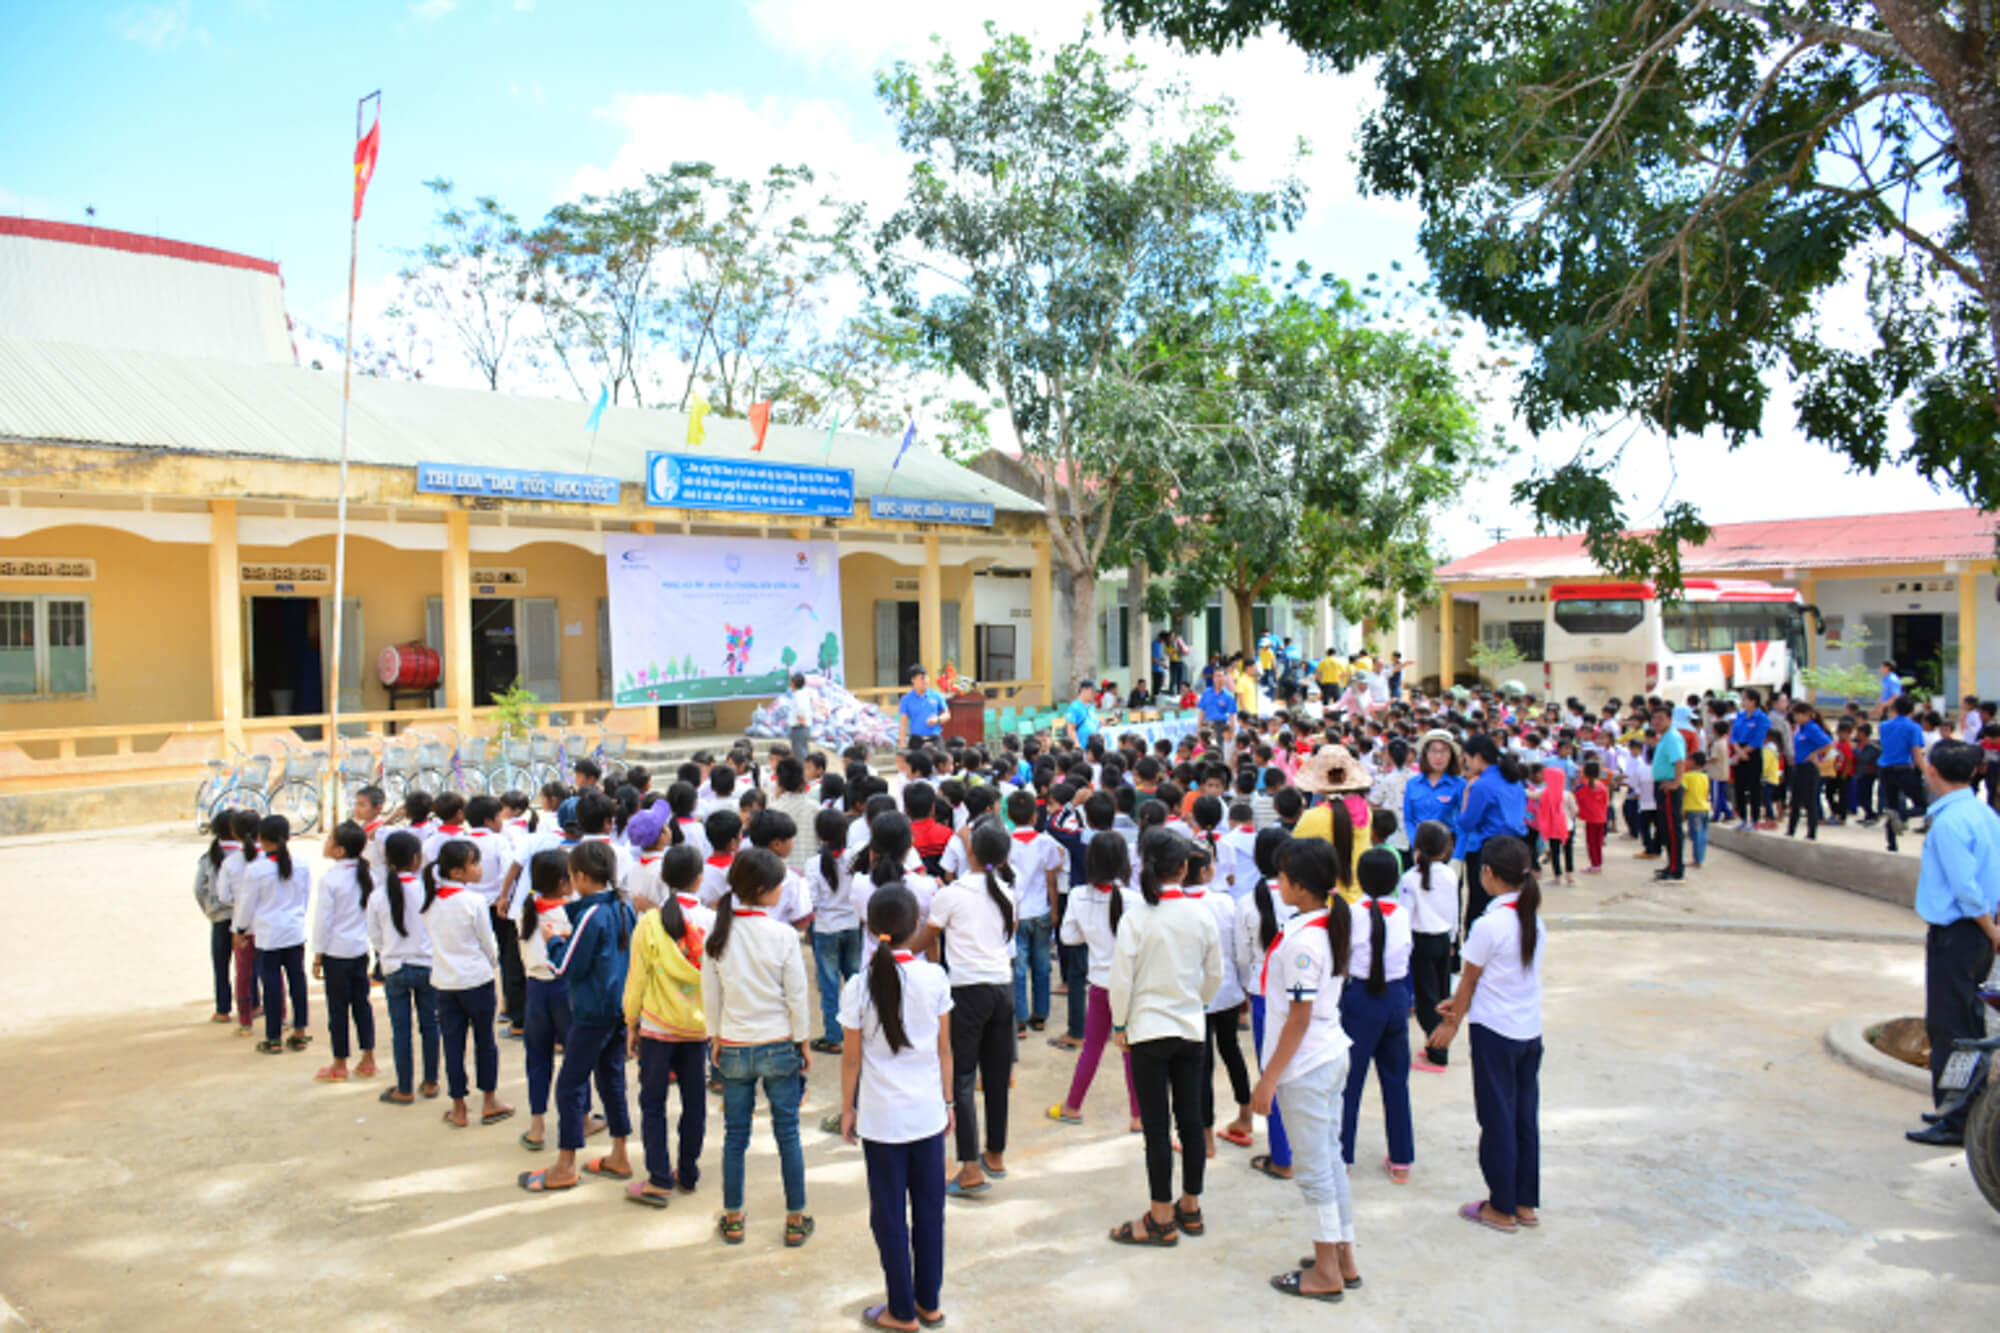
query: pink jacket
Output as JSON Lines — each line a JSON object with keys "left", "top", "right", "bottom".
{"left": 1534, "top": 769, "right": 1571, "bottom": 841}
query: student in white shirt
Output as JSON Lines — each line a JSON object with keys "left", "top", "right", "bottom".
{"left": 422, "top": 838, "right": 513, "bottom": 1130}
{"left": 1003, "top": 790, "right": 1061, "bottom": 1038}
{"left": 809, "top": 808, "right": 863, "bottom": 1054}
{"left": 918, "top": 821, "right": 1019, "bottom": 1197}
{"left": 235, "top": 814, "right": 314, "bottom": 1055}
{"left": 311, "top": 821, "right": 379, "bottom": 1084}
{"left": 1218, "top": 801, "right": 1260, "bottom": 898}
{"left": 1107, "top": 831, "right": 1223, "bottom": 1247}
{"left": 368, "top": 831, "right": 440, "bottom": 1103}
{"left": 195, "top": 816, "right": 248, "bottom": 1026}
{"left": 1431, "top": 834, "right": 1546, "bottom": 1234}
{"left": 1339, "top": 848, "right": 1416, "bottom": 1182}
{"left": 1049, "top": 833, "right": 1143, "bottom": 1130}
{"left": 1253, "top": 836, "right": 1359, "bottom": 1301}
{"left": 452, "top": 796, "right": 522, "bottom": 1036}
{"left": 840, "top": 883, "right": 954, "bottom": 1331}
{"left": 1187, "top": 841, "right": 1255, "bottom": 1157}
{"left": 216, "top": 808, "right": 268, "bottom": 1033}
{"left": 515, "top": 847, "right": 576, "bottom": 1152}
{"left": 1237, "top": 827, "right": 1299, "bottom": 1180}
{"left": 852, "top": 812, "right": 940, "bottom": 969}
{"left": 703, "top": 848, "right": 813, "bottom": 1248}
{"left": 698, "top": 809, "right": 745, "bottom": 908}
{"left": 664, "top": 781, "right": 714, "bottom": 860}
{"left": 1402, "top": 820, "right": 1461, "bottom": 1073}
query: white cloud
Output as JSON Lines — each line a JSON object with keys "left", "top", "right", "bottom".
{"left": 513, "top": 0, "right": 534, "bottom": 9}
{"left": 410, "top": 0, "right": 456, "bottom": 21}
{"left": 112, "top": 1, "right": 196, "bottom": 49}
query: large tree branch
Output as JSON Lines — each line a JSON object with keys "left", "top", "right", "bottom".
{"left": 1705, "top": 0, "right": 1906, "bottom": 65}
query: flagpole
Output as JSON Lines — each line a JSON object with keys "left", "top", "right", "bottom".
{"left": 327, "top": 90, "right": 380, "bottom": 824}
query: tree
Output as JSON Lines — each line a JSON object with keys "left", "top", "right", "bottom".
{"left": 396, "top": 179, "right": 528, "bottom": 391}
{"left": 1108, "top": 0, "right": 2000, "bottom": 584}
{"left": 875, "top": 26, "right": 1304, "bottom": 677}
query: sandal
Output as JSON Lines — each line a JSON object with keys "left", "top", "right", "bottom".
{"left": 1297, "top": 1260, "right": 1362, "bottom": 1288}
{"left": 378, "top": 1087, "right": 414, "bottom": 1105}
{"left": 718, "top": 1214, "right": 746, "bottom": 1245}
{"left": 517, "top": 1169, "right": 578, "bottom": 1193}
{"left": 1173, "top": 1204, "right": 1205, "bottom": 1236}
{"left": 286, "top": 1033, "right": 313, "bottom": 1051}
{"left": 519, "top": 1131, "right": 545, "bottom": 1152}
{"left": 1219, "top": 1126, "right": 1253, "bottom": 1148}
{"left": 1270, "top": 1271, "right": 1343, "bottom": 1302}
{"left": 1384, "top": 1156, "right": 1411, "bottom": 1185}
{"left": 481, "top": 1105, "right": 516, "bottom": 1125}
{"left": 1047, "top": 1037, "right": 1081, "bottom": 1050}
{"left": 1459, "top": 1200, "right": 1519, "bottom": 1233}
{"left": 810, "top": 1037, "right": 843, "bottom": 1054}
{"left": 255, "top": 1040, "right": 284, "bottom": 1055}
{"left": 785, "top": 1215, "right": 815, "bottom": 1248}
{"left": 625, "top": 1182, "right": 671, "bottom": 1209}
{"left": 1045, "top": 1104, "right": 1082, "bottom": 1125}
{"left": 583, "top": 1156, "right": 632, "bottom": 1180}
{"left": 1108, "top": 1213, "right": 1178, "bottom": 1247}
{"left": 313, "top": 1066, "right": 348, "bottom": 1083}
{"left": 1249, "top": 1154, "right": 1292, "bottom": 1180}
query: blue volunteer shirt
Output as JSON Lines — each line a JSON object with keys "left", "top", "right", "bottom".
{"left": 1791, "top": 720, "right": 1833, "bottom": 763}
{"left": 1915, "top": 788, "right": 2000, "bottom": 926}
{"left": 1878, "top": 715, "right": 1924, "bottom": 768}
{"left": 1729, "top": 709, "right": 1771, "bottom": 751}
{"left": 1198, "top": 685, "right": 1238, "bottom": 725}
{"left": 1880, "top": 672, "right": 1902, "bottom": 705}
{"left": 1065, "top": 698, "right": 1100, "bottom": 743}
{"left": 1403, "top": 771, "right": 1467, "bottom": 838}
{"left": 899, "top": 687, "right": 946, "bottom": 737}
{"left": 1458, "top": 767, "right": 1527, "bottom": 857}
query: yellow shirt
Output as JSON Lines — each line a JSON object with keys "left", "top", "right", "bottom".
{"left": 1317, "top": 656, "right": 1344, "bottom": 686}
{"left": 1234, "top": 670, "right": 1258, "bottom": 717}
{"left": 1761, "top": 743, "right": 1781, "bottom": 784}
{"left": 1353, "top": 654, "right": 1374, "bottom": 675}
{"left": 1258, "top": 646, "right": 1276, "bottom": 673}
{"left": 1293, "top": 797, "right": 1374, "bottom": 901}
{"left": 1682, "top": 770, "right": 1711, "bottom": 814}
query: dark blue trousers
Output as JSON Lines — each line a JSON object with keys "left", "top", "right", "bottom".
{"left": 865, "top": 1132, "right": 947, "bottom": 1322}
{"left": 523, "top": 977, "right": 572, "bottom": 1116}
{"left": 557, "top": 1019, "right": 631, "bottom": 1151}
{"left": 1060, "top": 941, "right": 1090, "bottom": 1040}
{"left": 1469, "top": 1022, "right": 1542, "bottom": 1215}
{"left": 637, "top": 1037, "right": 708, "bottom": 1190}
{"left": 437, "top": 981, "right": 499, "bottom": 1099}
{"left": 256, "top": 944, "right": 307, "bottom": 1044}
{"left": 1338, "top": 977, "right": 1415, "bottom": 1165}
{"left": 209, "top": 921, "right": 234, "bottom": 1014}
{"left": 321, "top": 954, "right": 375, "bottom": 1060}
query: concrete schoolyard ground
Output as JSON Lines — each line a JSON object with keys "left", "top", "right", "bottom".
{"left": 0, "top": 822, "right": 1993, "bottom": 1331}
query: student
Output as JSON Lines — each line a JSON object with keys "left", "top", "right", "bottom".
{"left": 1237, "top": 827, "right": 1298, "bottom": 1178}
{"left": 842, "top": 884, "right": 954, "bottom": 1332}
{"left": 1429, "top": 835, "right": 1546, "bottom": 1233}
{"left": 624, "top": 865, "right": 708, "bottom": 1207}
{"left": 311, "top": 821, "right": 378, "bottom": 1083}
{"left": 1573, "top": 760, "right": 1612, "bottom": 874}
{"left": 1107, "top": 831, "right": 1223, "bottom": 1248}
{"left": 1787, "top": 703, "right": 1834, "bottom": 840}
{"left": 809, "top": 807, "right": 864, "bottom": 1053}
{"left": 367, "top": 831, "right": 439, "bottom": 1104}
{"left": 1193, "top": 844, "right": 1255, "bottom": 1155}
{"left": 1535, "top": 766, "right": 1575, "bottom": 885}
{"left": 1340, "top": 848, "right": 1415, "bottom": 1181}
{"left": 853, "top": 813, "right": 939, "bottom": 968}
{"left": 234, "top": 814, "right": 313, "bottom": 1055}
{"left": 704, "top": 848, "right": 814, "bottom": 1247}
{"left": 516, "top": 849, "right": 578, "bottom": 1153}
{"left": 1682, "top": 759, "right": 1712, "bottom": 869}
{"left": 1049, "top": 833, "right": 1143, "bottom": 1130}
{"left": 919, "top": 821, "right": 1018, "bottom": 1197}
{"left": 194, "top": 820, "right": 247, "bottom": 1026}
{"left": 1004, "top": 789, "right": 1060, "bottom": 1037}
{"left": 1250, "top": 838, "right": 1358, "bottom": 1300}
{"left": 423, "top": 839, "right": 513, "bottom": 1130}
{"left": 1403, "top": 821, "right": 1460, "bottom": 1073}
{"left": 220, "top": 808, "right": 268, "bottom": 1035}
{"left": 698, "top": 809, "right": 745, "bottom": 907}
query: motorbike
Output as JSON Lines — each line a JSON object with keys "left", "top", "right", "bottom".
{"left": 1934, "top": 985, "right": 2000, "bottom": 1214}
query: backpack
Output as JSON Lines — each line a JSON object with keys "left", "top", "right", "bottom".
{"left": 193, "top": 854, "right": 231, "bottom": 923}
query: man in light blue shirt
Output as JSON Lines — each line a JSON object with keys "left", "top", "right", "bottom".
{"left": 1063, "top": 679, "right": 1101, "bottom": 747}
{"left": 1879, "top": 659, "right": 1903, "bottom": 714}
{"left": 1650, "top": 706, "right": 1688, "bottom": 880}
{"left": 1904, "top": 740, "right": 2000, "bottom": 1146}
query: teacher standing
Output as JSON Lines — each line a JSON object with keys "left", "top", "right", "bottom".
{"left": 899, "top": 665, "right": 948, "bottom": 745}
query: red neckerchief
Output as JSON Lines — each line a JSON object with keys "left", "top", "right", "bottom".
{"left": 219, "top": 841, "right": 240, "bottom": 852}
{"left": 435, "top": 885, "right": 465, "bottom": 900}
{"left": 678, "top": 817, "right": 699, "bottom": 825}
{"left": 733, "top": 908, "right": 767, "bottom": 918}
{"left": 1373, "top": 901, "right": 1398, "bottom": 916}
{"left": 534, "top": 897, "right": 568, "bottom": 914}
{"left": 436, "top": 823, "right": 465, "bottom": 836}
{"left": 1261, "top": 908, "right": 1327, "bottom": 993}
{"left": 1011, "top": 829, "right": 1038, "bottom": 843}
{"left": 1503, "top": 902, "right": 1520, "bottom": 911}
{"left": 1157, "top": 888, "right": 1187, "bottom": 900}
{"left": 507, "top": 818, "right": 528, "bottom": 829}
{"left": 676, "top": 894, "right": 702, "bottom": 912}
{"left": 707, "top": 854, "right": 733, "bottom": 869}
{"left": 1234, "top": 824, "right": 1253, "bottom": 834}
{"left": 1092, "top": 881, "right": 1121, "bottom": 894}
{"left": 362, "top": 820, "right": 383, "bottom": 836}
{"left": 640, "top": 852, "right": 663, "bottom": 866}
{"left": 399, "top": 873, "right": 419, "bottom": 887}
{"left": 892, "top": 950, "right": 916, "bottom": 963}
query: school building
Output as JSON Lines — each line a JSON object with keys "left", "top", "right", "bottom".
{"left": 1405, "top": 508, "right": 2000, "bottom": 700}
{"left": 0, "top": 218, "right": 1057, "bottom": 825}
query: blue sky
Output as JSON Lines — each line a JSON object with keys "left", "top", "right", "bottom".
{"left": 1, "top": 0, "right": 1966, "bottom": 552}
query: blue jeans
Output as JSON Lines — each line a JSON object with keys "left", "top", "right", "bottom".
{"left": 1012, "top": 915, "right": 1052, "bottom": 1023}
{"left": 381, "top": 963, "right": 439, "bottom": 1096}
{"left": 812, "top": 928, "right": 864, "bottom": 1042}
{"left": 719, "top": 1040, "right": 806, "bottom": 1213}
{"left": 1687, "top": 812, "right": 1710, "bottom": 865}
{"left": 1059, "top": 940, "right": 1089, "bottom": 1040}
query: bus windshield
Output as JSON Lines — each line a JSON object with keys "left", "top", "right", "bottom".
{"left": 1660, "top": 602, "right": 1800, "bottom": 654}
{"left": 1551, "top": 598, "right": 1644, "bottom": 635}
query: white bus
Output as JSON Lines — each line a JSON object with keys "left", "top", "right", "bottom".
{"left": 1542, "top": 579, "right": 1813, "bottom": 707}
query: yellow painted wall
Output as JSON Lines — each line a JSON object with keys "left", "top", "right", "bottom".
{"left": 237, "top": 533, "right": 426, "bottom": 713}
{"left": 0, "top": 524, "right": 210, "bottom": 728}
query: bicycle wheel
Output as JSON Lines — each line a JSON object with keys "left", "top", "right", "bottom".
{"left": 452, "top": 765, "right": 487, "bottom": 798}
{"left": 194, "top": 778, "right": 221, "bottom": 834}
{"left": 271, "top": 780, "right": 322, "bottom": 835}
{"left": 382, "top": 772, "right": 409, "bottom": 809}
{"left": 407, "top": 769, "right": 444, "bottom": 797}
{"left": 604, "top": 760, "right": 628, "bottom": 786}
{"left": 213, "top": 785, "right": 270, "bottom": 820}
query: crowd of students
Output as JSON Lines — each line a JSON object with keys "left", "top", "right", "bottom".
{"left": 193, "top": 691, "right": 1561, "bottom": 1318}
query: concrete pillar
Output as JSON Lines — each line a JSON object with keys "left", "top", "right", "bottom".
{"left": 207, "top": 500, "right": 244, "bottom": 749}
{"left": 443, "top": 508, "right": 473, "bottom": 729}
{"left": 956, "top": 559, "right": 978, "bottom": 677}
{"left": 1959, "top": 568, "right": 1979, "bottom": 701}
{"left": 1032, "top": 539, "right": 1054, "bottom": 700}
{"left": 1127, "top": 559, "right": 1149, "bottom": 689}
{"left": 919, "top": 534, "right": 943, "bottom": 678}
{"left": 1438, "top": 590, "right": 1455, "bottom": 693}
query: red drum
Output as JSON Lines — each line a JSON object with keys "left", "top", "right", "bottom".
{"left": 378, "top": 642, "right": 441, "bottom": 690}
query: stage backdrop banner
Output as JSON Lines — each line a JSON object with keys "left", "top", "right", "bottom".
{"left": 603, "top": 532, "right": 844, "bottom": 706}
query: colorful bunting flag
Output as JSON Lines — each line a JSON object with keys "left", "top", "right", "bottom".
{"left": 585, "top": 384, "right": 609, "bottom": 433}
{"left": 893, "top": 421, "right": 917, "bottom": 470}
{"left": 353, "top": 119, "right": 381, "bottom": 221}
{"left": 749, "top": 400, "right": 773, "bottom": 453}
{"left": 688, "top": 391, "right": 711, "bottom": 446}
{"left": 821, "top": 412, "right": 843, "bottom": 461}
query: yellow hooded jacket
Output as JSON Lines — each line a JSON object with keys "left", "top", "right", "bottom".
{"left": 623, "top": 909, "right": 706, "bottom": 1041}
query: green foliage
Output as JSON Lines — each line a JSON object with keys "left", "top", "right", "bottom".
{"left": 1107, "top": 0, "right": 2000, "bottom": 589}
{"left": 1467, "top": 637, "right": 1525, "bottom": 680}
{"left": 1799, "top": 623, "right": 1885, "bottom": 701}
{"left": 487, "top": 680, "right": 540, "bottom": 742}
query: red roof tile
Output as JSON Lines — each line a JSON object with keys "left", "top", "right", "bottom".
{"left": 1437, "top": 507, "right": 1999, "bottom": 582}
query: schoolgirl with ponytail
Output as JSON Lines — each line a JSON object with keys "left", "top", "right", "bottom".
{"left": 917, "top": 820, "right": 1018, "bottom": 1197}
{"left": 1253, "top": 837, "right": 1359, "bottom": 1300}
{"left": 839, "top": 883, "right": 955, "bottom": 1331}
{"left": 623, "top": 838, "right": 708, "bottom": 1208}
{"left": 808, "top": 806, "right": 864, "bottom": 1055}
{"left": 1430, "top": 834, "right": 1546, "bottom": 1234}
{"left": 851, "top": 811, "right": 937, "bottom": 967}
{"left": 224, "top": 808, "right": 265, "bottom": 1034}
{"left": 1049, "top": 832, "right": 1143, "bottom": 1131}
{"left": 235, "top": 814, "right": 313, "bottom": 1055}
{"left": 516, "top": 848, "right": 576, "bottom": 1153}
{"left": 310, "top": 820, "right": 378, "bottom": 1084}
{"left": 195, "top": 812, "right": 248, "bottom": 1027}
{"left": 367, "top": 830, "right": 440, "bottom": 1104}
{"left": 1106, "top": 830, "right": 1224, "bottom": 1248}
{"left": 1237, "top": 827, "right": 1298, "bottom": 1180}
{"left": 422, "top": 838, "right": 513, "bottom": 1132}
{"left": 1337, "top": 847, "right": 1415, "bottom": 1182}
{"left": 1401, "top": 820, "right": 1461, "bottom": 1072}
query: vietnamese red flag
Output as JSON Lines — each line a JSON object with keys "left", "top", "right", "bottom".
{"left": 353, "top": 120, "right": 381, "bottom": 221}
{"left": 749, "top": 399, "right": 772, "bottom": 452}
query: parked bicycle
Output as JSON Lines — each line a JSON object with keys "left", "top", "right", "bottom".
{"left": 194, "top": 742, "right": 270, "bottom": 833}
{"left": 380, "top": 739, "right": 420, "bottom": 808}
{"left": 267, "top": 735, "right": 328, "bottom": 835}
{"left": 525, "top": 731, "right": 562, "bottom": 789}
{"left": 591, "top": 722, "right": 630, "bottom": 786}
{"left": 331, "top": 737, "right": 381, "bottom": 814}
{"left": 489, "top": 733, "right": 537, "bottom": 795}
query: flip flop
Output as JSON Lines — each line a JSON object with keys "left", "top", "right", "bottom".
{"left": 1249, "top": 1154, "right": 1292, "bottom": 1180}
{"left": 624, "top": 1182, "right": 671, "bottom": 1209}
{"left": 1384, "top": 1156, "right": 1411, "bottom": 1185}
{"left": 313, "top": 1066, "right": 348, "bottom": 1083}
{"left": 1516, "top": 1213, "right": 1541, "bottom": 1229}
{"left": 209, "top": 1013, "right": 233, "bottom": 1024}
{"left": 981, "top": 1164, "right": 1007, "bottom": 1180}
{"left": 378, "top": 1088, "right": 414, "bottom": 1105}
{"left": 519, "top": 1131, "right": 545, "bottom": 1152}
{"left": 944, "top": 1179, "right": 990, "bottom": 1198}
{"left": 481, "top": 1106, "right": 517, "bottom": 1125}
{"left": 1046, "top": 1037, "right": 1081, "bottom": 1050}
{"left": 1459, "top": 1200, "right": 1518, "bottom": 1233}
{"left": 1297, "top": 1261, "right": 1362, "bottom": 1287}
{"left": 861, "top": 1304, "right": 909, "bottom": 1331}
{"left": 518, "top": 1170, "right": 578, "bottom": 1193}
{"left": 1219, "top": 1126, "right": 1253, "bottom": 1148}
{"left": 255, "top": 1040, "right": 284, "bottom": 1055}
{"left": 583, "top": 1156, "right": 632, "bottom": 1180}
{"left": 718, "top": 1214, "right": 746, "bottom": 1245}
{"left": 1045, "top": 1105, "right": 1082, "bottom": 1125}
{"left": 1269, "top": 1271, "right": 1343, "bottom": 1302}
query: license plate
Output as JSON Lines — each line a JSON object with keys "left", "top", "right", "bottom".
{"left": 1578, "top": 662, "right": 1621, "bottom": 674}
{"left": 1940, "top": 1049, "right": 1981, "bottom": 1091}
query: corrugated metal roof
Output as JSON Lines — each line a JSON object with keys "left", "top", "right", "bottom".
{"left": 0, "top": 336, "right": 1041, "bottom": 514}
{"left": 0, "top": 222, "right": 294, "bottom": 365}
{"left": 1437, "top": 507, "right": 2000, "bottom": 581}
